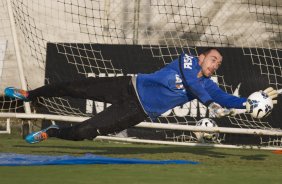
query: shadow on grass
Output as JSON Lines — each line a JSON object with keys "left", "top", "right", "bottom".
{"left": 240, "top": 154, "right": 267, "bottom": 160}
{"left": 13, "top": 143, "right": 268, "bottom": 161}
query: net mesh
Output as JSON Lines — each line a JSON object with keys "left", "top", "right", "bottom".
{"left": 0, "top": 0, "right": 282, "bottom": 146}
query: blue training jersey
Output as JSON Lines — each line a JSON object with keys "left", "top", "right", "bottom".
{"left": 136, "top": 53, "right": 247, "bottom": 119}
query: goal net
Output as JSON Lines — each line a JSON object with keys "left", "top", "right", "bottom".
{"left": 0, "top": 0, "right": 282, "bottom": 148}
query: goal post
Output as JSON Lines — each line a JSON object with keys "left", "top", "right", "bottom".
{"left": 0, "top": 0, "right": 282, "bottom": 148}
{"left": 6, "top": 0, "right": 31, "bottom": 113}
{"left": 0, "top": 1, "right": 30, "bottom": 109}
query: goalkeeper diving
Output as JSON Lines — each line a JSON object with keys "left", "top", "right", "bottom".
{"left": 4, "top": 48, "right": 279, "bottom": 144}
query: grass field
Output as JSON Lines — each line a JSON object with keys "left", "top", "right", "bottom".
{"left": 0, "top": 133, "right": 281, "bottom": 184}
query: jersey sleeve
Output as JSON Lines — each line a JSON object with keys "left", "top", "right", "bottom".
{"left": 178, "top": 53, "right": 214, "bottom": 106}
{"left": 205, "top": 79, "right": 247, "bottom": 109}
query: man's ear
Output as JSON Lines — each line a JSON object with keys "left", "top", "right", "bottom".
{"left": 198, "top": 54, "right": 205, "bottom": 65}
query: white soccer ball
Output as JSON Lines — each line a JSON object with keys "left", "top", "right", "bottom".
{"left": 246, "top": 91, "right": 273, "bottom": 119}
{"left": 194, "top": 118, "right": 219, "bottom": 142}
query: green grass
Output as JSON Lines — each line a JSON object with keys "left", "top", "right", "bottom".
{"left": 0, "top": 133, "right": 281, "bottom": 184}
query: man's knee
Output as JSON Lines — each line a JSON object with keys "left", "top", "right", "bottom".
{"left": 75, "top": 125, "right": 99, "bottom": 140}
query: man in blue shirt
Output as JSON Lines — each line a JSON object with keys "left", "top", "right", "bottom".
{"left": 136, "top": 49, "right": 246, "bottom": 119}
{"left": 4, "top": 48, "right": 277, "bottom": 143}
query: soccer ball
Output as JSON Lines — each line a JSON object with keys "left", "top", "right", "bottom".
{"left": 246, "top": 91, "right": 273, "bottom": 119}
{"left": 194, "top": 118, "right": 219, "bottom": 143}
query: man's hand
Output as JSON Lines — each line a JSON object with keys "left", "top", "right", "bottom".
{"left": 263, "top": 87, "right": 278, "bottom": 105}
{"left": 231, "top": 87, "right": 278, "bottom": 117}
{"left": 229, "top": 108, "right": 247, "bottom": 116}
{"left": 208, "top": 102, "right": 230, "bottom": 118}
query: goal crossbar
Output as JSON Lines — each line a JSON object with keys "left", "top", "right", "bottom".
{"left": 1, "top": 113, "right": 282, "bottom": 136}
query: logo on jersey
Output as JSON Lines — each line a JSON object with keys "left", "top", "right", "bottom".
{"left": 175, "top": 74, "right": 184, "bottom": 90}
{"left": 183, "top": 54, "right": 193, "bottom": 69}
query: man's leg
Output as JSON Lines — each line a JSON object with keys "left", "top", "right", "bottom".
{"left": 53, "top": 100, "right": 147, "bottom": 140}
{"left": 23, "top": 76, "right": 148, "bottom": 143}
{"left": 25, "top": 99, "right": 147, "bottom": 143}
{"left": 6, "top": 76, "right": 132, "bottom": 104}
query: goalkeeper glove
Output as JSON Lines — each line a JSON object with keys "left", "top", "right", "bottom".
{"left": 208, "top": 102, "right": 230, "bottom": 118}
{"left": 229, "top": 108, "right": 247, "bottom": 116}
{"left": 230, "top": 87, "right": 278, "bottom": 116}
{"left": 263, "top": 87, "right": 278, "bottom": 105}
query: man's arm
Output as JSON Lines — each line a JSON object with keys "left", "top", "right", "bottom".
{"left": 178, "top": 53, "right": 214, "bottom": 106}
{"left": 205, "top": 79, "right": 247, "bottom": 109}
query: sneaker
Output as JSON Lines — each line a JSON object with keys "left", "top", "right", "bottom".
{"left": 25, "top": 125, "right": 59, "bottom": 144}
{"left": 4, "top": 87, "right": 29, "bottom": 101}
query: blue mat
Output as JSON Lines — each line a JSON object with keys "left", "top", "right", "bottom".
{"left": 0, "top": 153, "right": 199, "bottom": 166}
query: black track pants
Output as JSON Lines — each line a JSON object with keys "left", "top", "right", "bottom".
{"left": 28, "top": 76, "right": 148, "bottom": 140}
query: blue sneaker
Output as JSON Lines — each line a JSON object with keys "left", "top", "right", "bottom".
{"left": 4, "top": 87, "right": 29, "bottom": 101}
{"left": 25, "top": 125, "right": 59, "bottom": 144}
